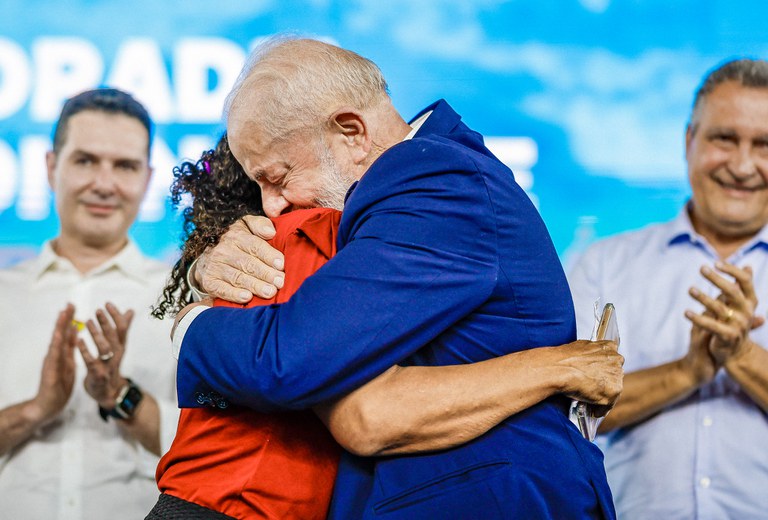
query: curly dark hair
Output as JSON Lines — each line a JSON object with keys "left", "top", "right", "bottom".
{"left": 153, "top": 133, "right": 264, "bottom": 319}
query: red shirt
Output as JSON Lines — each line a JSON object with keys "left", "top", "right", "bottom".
{"left": 157, "top": 208, "right": 342, "bottom": 520}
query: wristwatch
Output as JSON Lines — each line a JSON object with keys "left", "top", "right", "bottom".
{"left": 99, "top": 379, "right": 144, "bottom": 421}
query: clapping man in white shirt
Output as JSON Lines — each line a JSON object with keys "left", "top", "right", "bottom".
{"left": 0, "top": 88, "right": 177, "bottom": 520}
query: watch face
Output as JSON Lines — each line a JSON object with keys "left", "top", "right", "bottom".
{"left": 117, "top": 384, "right": 143, "bottom": 418}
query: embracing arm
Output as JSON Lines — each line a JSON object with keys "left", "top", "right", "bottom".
{"left": 315, "top": 340, "right": 623, "bottom": 456}
{"left": 176, "top": 166, "right": 501, "bottom": 411}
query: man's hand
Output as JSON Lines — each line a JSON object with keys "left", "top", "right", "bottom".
{"left": 680, "top": 318, "right": 719, "bottom": 386}
{"left": 75, "top": 303, "right": 134, "bottom": 409}
{"left": 195, "top": 216, "right": 285, "bottom": 303}
{"left": 555, "top": 339, "right": 624, "bottom": 415}
{"left": 30, "top": 304, "right": 79, "bottom": 423}
{"left": 686, "top": 263, "right": 758, "bottom": 366}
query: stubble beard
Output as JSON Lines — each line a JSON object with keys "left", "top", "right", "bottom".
{"left": 313, "top": 143, "right": 357, "bottom": 211}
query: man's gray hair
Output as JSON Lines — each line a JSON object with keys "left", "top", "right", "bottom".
{"left": 690, "top": 58, "right": 768, "bottom": 132}
{"left": 224, "top": 35, "right": 390, "bottom": 141}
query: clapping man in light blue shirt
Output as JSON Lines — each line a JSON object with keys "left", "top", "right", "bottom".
{"left": 569, "top": 58, "right": 768, "bottom": 519}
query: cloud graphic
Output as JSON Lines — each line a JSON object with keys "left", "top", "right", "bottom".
{"left": 344, "top": 1, "right": 721, "bottom": 183}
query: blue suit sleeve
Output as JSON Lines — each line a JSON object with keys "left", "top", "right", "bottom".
{"left": 177, "top": 156, "right": 499, "bottom": 411}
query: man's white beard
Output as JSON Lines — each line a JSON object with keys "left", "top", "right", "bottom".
{"left": 313, "top": 143, "right": 356, "bottom": 211}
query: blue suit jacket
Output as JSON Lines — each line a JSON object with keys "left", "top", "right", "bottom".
{"left": 177, "top": 100, "right": 615, "bottom": 519}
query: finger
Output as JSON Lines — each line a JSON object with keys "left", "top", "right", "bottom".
{"left": 209, "top": 265, "right": 277, "bottom": 301}
{"left": 752, "top": 315, "right": 765, "bottom": 330}
{"left": 50, "top": 305, "right": 77, "bottom": 356}
{"left": 725, "top": 263, "right": 758, "bottom": 304}
{"left": 715, "top": 261, "right": 752, "bottom": 287}
{"left": 689, "top": 287, "right": 730, "bottom": 317}
{"left": 229, "top": 259, "right": 283, "bottom": 296}
{"left": 104, "top": 303, "right": 133, "bottom": 348}
{"left": 233, "top": 249, "right": 285, "bottom": 289}
{"left": 200, "top": 254, "right": 282, "bottom": 300}
{"left": 714, "top": 262, "right": 757, "bottom": 307}
{"left": 233, "top": 229, "right": 285, "bottom": 274}
{"left": 62, "top": 303, "right": 76, "bottom": 324}
{"left": 96, "top": 308, "right": 119, "bottom": 345}
{"left": 63, "top": 319, "right": 79, "bottom": 351}
{"left": 85, "top": 318, "right": 112, "bottom": 358}
{"left": 75, "top": 337, "right": 96, "bottom": 365}
{"left": 53, "top": 306, "right": 73, "bottom": 343}
{"left": 700, "top": 265, "right": 742, "bottom": 304}
{"left": 685, "top": 310, "right": 739, "bottom": 338}
{"left": 596, "top": 340, "right": 619, "bottom": 352}
{"left": 241, "top": 214, "right": 277, "bottom": 240}
{"left": 203, "top": 278, "right": 255, "bottom": 304}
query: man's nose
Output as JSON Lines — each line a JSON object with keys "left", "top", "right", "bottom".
{"left": 91, "top": 165, "right": 117, "bottom": 194}
{"left": 261, "top": 193, "right": 291, "bottom": 218}
{"left": 729, "top": 144, "right": 758, "bottom": 180}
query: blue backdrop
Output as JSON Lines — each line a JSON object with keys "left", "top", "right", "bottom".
{"left": 1, "top": 0, "right": 766, "bottom": 269}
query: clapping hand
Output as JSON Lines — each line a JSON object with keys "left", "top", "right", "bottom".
{"left": 686, "top": 262, "right": 761, "bottom": 366}
{"left": 75, "top": 303, "right": 134, "bottom": 409}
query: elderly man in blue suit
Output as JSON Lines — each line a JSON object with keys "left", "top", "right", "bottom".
{"left": 173, "top": 37, "right": 621, "bottom": 519}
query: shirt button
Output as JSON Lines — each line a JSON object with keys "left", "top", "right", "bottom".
{"left": 702, "top": 416, "right": 713, "bottom": 427}
{"left": 699, "top": 477, "right": 711, "bottom": 488}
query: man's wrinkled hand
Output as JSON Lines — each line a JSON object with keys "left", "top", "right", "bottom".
{"left": 557, "top": 339, "right": 624, "bottom": 414}
{"left": 195, "top": 216, "right": 285, "bottom": 303}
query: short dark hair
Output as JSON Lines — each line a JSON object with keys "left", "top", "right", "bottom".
{"left": 690, "top": 58, "right": 768, "bottom": 131}
{"left": 52, "top": 88, "right": 153, "bottom": 155}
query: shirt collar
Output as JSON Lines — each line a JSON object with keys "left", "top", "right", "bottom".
{"left": 666, "top": 201, "right": 768, "bottom": 254}
{"left": 32, "top": 239, "right": 149, "bottom": 282}
{"left": 404, "top": 110, "right": 433, "bottom": 141}
{"left": 295, "top": 209, "right": 341, "bottom": 260}
{"left": 665, "top": 204, "right": 698, "bottom": 247}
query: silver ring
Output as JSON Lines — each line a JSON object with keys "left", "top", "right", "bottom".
{"left": 98, "top": 351, "right": 115, "bottom": 362}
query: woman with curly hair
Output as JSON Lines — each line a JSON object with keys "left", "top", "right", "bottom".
{"left": 152, "top": 135, "right": 263, "bottom": 321}
{"left": 149, "top": 134, "right": 342, "bottom": 519}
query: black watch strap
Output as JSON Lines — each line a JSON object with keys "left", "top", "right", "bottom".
{"left": 98, "top": 379, "right": 144, "bottom": 422}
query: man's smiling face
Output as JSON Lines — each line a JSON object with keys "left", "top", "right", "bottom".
{"left": 686, "top": 80, "right": 768, "bottom": 243}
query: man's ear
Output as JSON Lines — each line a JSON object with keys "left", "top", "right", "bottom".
{"left": 143, "top": 164, "right": 154, "bottom": 194}
{"left": 328, "top": 108, "right": 371, "bottom": 164}
{"left": 685, "top": 124, "right": 694, "bottom": 163}
{"left": 45, "top": 150, "right": 57, "bottom": 190}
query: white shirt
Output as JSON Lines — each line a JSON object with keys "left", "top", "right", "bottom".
{"left": 0, "top": 241, "right": 178, "bottom": 520}
{"left": 568, "top": 207, "right": 768, "bottom": 520}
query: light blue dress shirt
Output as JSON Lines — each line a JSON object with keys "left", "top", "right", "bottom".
{"left": 569, "top": 205, "right": 768, "bottom": 520}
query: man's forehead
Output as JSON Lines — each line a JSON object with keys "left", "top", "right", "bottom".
{"left": 700, "top": 82, "right": 768, "bottom": 119}
{"left": 60, "top": 112, "right": 150, "bottom": 162}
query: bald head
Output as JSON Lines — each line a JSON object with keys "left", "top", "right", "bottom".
{"left": 226, "top": 37, "right": 391, "bottom": 142}
{"left": 225, "top": 37, "right": 412, "bottom": 218}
